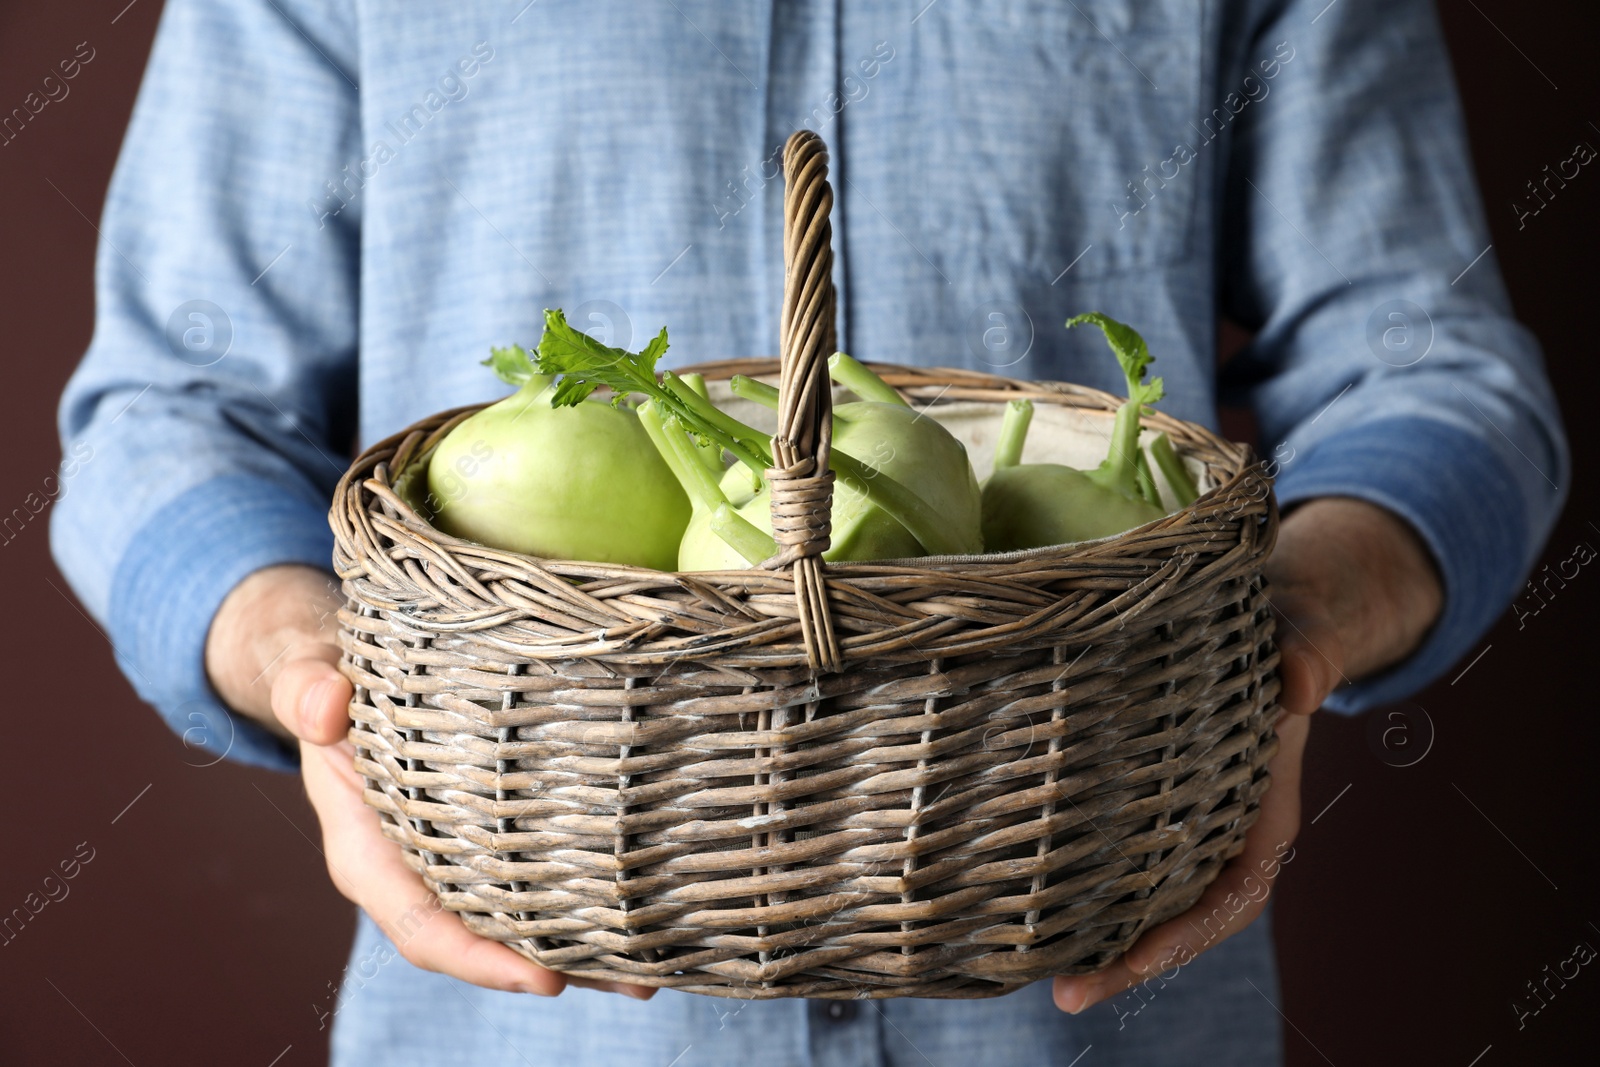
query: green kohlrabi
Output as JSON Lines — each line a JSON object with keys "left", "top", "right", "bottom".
{"left": 633, "top": 398, "right": 780, "bottom": 569}
{"left": 533, "top": 310, "right": 984, "bottom": 569}
{"left": 424, "top": 344, "right": 691, "bottom": 569}
{"left": 980, "top": 312, "right": 1199, "bottom": 551}
{"left": 726, "top": 359, "right": 979, "bottom": 561}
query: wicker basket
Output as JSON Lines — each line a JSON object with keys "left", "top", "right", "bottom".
{"left": 329, "top": 131, "right": 1282, "bottom": 1000}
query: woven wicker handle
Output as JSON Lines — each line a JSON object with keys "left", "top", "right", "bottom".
{"left": 764, "top": 130, "right": 841, "bottom": 673}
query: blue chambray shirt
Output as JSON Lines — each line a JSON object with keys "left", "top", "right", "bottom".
{"left": 52, "top": 1, "right": 1566, "bottom": 1063}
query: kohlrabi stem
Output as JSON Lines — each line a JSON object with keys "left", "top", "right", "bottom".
{"left": 688, "top": 388, "right": 961, "bottom": 554}
{"left": 733, "top": 375, "right": 868, "bottom": 432}
{"left": 729, "top": 375, "right": 780, "bottom": 409}
{"left": 666, "top": 373, "right": 960, "bottom": 555}
{"left": 709, "top": 503, "right": 778, "bottom": 566}
{"left": 637, "top": 402, "right": 775, "bottom": 565}
{"left": 660, "top": 372, "right": 772, "bottom": 476}
{"left": 993, "top": 399, "right": 1034, "bottom": 473}
{"left": 1098, "top": 399, "right": 1146, "bottom": 496}
{"left": 1134, "top": 446, "right": 1160, "bottom": 508}
{"left": 677, "top": 373, "right": 726, "bottom": 473}
{"left": 829, "top": 353, "right": 909, "bottom": 407}
{"left": 1068, "top": 311, "right": 1170, "bottom": 500}
{"left": 636, "top": 401, "right": 723, "bottom": 514}
{"left": 829, "top": 451, "right": 965, "bottom": 556}
{"left": 1149, "top": 432, "right": 1199, "bottom": 507}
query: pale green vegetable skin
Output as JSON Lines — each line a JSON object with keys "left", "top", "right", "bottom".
{"left": 980, "top": 312, "right": 1172, "bottom": 550}
{"left": 680, "top": 480, "right": 926, "bottom": 569}
{"left": 530, "top": 309, "right": 985, "bottom": 567}
{"left": 698, "top": 371, "right": 982, "bottom": 567}
{"left": 983, "top": 462, "right": 1164, "bottom": 549}
{"left": 428, "top": 377, "right": 690, "bottom": 569}
{"left": 832, "top": 399, "right": 984, "bottom": 556}
{"left": 673, "top": 400, "right": 960, "bottom": 569}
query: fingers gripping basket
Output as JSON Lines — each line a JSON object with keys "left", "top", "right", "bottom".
{"left": 329, "top": 132, "right": 1283, "bottom": 1000}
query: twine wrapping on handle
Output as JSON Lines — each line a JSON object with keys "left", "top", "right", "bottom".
{"left": 764, "top": 130, "right": 841, "bottom": 674}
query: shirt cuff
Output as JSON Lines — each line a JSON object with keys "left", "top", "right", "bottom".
{"left": 107, "top": 474, "right": 335, "bottom": 772}
{"left": 1273, "top": 416, "right": 1527, "bottom": 714}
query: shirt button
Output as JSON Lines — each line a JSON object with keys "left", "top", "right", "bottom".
{"left": 813, "top": 1000, "right": 860, "bottom": 1023}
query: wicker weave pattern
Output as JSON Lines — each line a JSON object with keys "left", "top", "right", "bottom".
{"left": 330, "top": 369, "right": 1281, "bottom": 999}
{"left": 328, "top": 132, "right": 1283, "bottom": 999}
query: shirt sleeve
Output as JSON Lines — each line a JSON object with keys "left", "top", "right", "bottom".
{"left": 1218, "top": 0, "right": 1569, "bottom": 711}
{"left": 50, "top": 0, "right": 361, "bottom": 770}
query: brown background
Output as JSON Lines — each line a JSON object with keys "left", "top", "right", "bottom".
{"left": 1, "top": 2, "right": 1594, "bottom": 1064}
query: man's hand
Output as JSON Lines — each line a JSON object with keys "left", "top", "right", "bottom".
{"left": 1052, "top": 496, "right": 1443, "bottom": 1013}
{"left": 206, "top": 564, "right": 656, "bottom": 1000}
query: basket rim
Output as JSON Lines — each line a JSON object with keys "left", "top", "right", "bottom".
{"left": 332, "top": 358, "right": 1270, "bottom": 581}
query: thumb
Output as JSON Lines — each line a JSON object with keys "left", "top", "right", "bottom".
{"left": 270, "top": 645, "right": 353, "bottom": 745}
